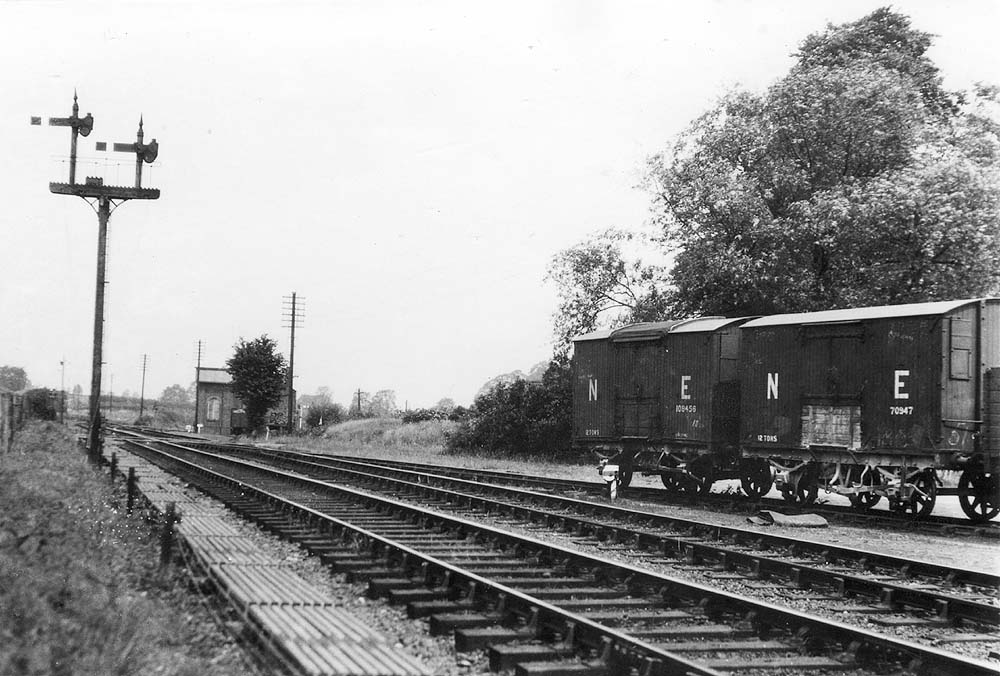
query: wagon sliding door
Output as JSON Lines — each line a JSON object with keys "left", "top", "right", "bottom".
{"left": 799, "top": 323, "right": 864, "bottom": 451}
{"left": 614, "top": 342, "right": 662, "bottom": 439}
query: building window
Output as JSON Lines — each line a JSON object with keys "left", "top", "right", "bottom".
{"left": 207, "top": 397, "right": 221, "bottom": 422}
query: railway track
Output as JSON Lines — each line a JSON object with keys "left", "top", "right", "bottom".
{"left": 179, "top": 441, "right": 1000, "bottom": 632}
{"left": 113, "top": 426, "right": 999, "bottom": 534}
{"left": 114, "top": 433, "right": 999, "bottom": 675}
{"left": 171, "top": 438, "right": 999, "bottom": 536}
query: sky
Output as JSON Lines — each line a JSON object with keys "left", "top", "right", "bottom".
{"left": 2, "top": 0, "right": 998, "bottom": 409}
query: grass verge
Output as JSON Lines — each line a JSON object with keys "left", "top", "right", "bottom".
{"left": 266, "top": 418, "right": 598, "bottom": 482}
{"left": 0, "top": 422, "right": 251, "bottom": 676}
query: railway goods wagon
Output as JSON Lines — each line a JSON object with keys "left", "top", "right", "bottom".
{"left": 573, "top": 317, "right": 751, "bottom": 493}
{"left": 739, "top": 298, "right": 1000, "bottom": 521}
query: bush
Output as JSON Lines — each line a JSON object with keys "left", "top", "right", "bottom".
{"left": 401, "top": 408, "right": 445, "bottom": 424}
{"left": 305, "top": 402, "right": 345, "bottom": 429}
{"left": 402, "top": 405, "right": 472, "bottom": 424}
{"left": 445, "top": 359, "right": 572, "bottom": 458}
{"left": 22, "top": 388, "right": 58, "bottom": 421}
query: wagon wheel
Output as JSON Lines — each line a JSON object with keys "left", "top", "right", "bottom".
{"left": 904, "top": 470, "right": 937, "bottom": 519}
{"left": 660, "top": 471, "right": 684, "bottom": 492}
{"left": 848, "top": 468, "right": 882, "bottom": 511}
{"left": 740, "top": 458, "right": 774, "bottom": 500}
{"left": 781, "top": 464, "right": 818, "bottom": 506}
{"left": 687, "top": 456, "right": 715, "bottom": 496}
{"left": 958, "top": 469, "right": 1000, "bottom": 523}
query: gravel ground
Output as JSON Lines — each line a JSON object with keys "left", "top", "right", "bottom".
{"left": 451, "top": 499, "right": 1000, "bottom": 663}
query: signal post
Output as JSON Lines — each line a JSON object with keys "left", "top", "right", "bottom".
{"left": 34, "top": 93, "right": 161, "bottom": 459}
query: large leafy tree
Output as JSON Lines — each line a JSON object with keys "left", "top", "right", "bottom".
{"left": 226, "top": 335, "right": 287, "bottom": 433}
{"left": 645, "top": 7, "right": 1000, "bottom": 317}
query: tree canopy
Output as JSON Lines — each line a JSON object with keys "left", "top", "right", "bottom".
{"left": 0, "top": 366, "right": 29, "bottom": 392}
{"left": 159, "top": 384, "right": 190, "bottom": 405}
{"left": 546, "top": 228, "right": 670, "bottom": 352}
{"left": 226, "top": 335, "right": 287, "bottom": 433}
{"left": 547, "top": 7, "right": 1000, "bottom": 345}
{"left": 646, "top": 7, "right": 1000, "bottom": 318}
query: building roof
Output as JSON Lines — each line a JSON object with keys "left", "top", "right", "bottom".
{"left": 742, "top": 299, "right": 991, "bottom": 329}
{"left": 197, "top": 367, "right": 232, "bottom": 384}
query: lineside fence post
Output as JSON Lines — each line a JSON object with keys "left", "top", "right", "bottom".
{"left": 160, "top": 501, "right": 177, "bottom": 568}
{"left": 126, "top": 466, "right": 137, "bottom": 513}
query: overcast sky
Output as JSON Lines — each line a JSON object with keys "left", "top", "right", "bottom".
{"left": 2, "top": 0, "right": 997, "bottom": 409}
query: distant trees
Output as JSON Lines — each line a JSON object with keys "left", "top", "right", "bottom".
{"left": 159, "top": 384, "right": 190, "bottom": 406}
{"left": 369, "top": 390, "right": 397, "bottom": 418}
{"left": 0, "top": 366, "right": 29, "bottom": 392}
{"left": 347, "top": 391, "right": 371, "bottom": 418}
{"left": 347, "top": 389, "right": 398, "bottom": 419}
{"left": 226, "top": 335, "right": 287, "bottom": 434}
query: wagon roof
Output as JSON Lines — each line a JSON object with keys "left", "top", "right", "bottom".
{"left": 742, "top": 298, "right": 990, "bottom": 329}
{"left": 572, "top": 329, "right": 613, "bottom": 342}
{"left": 609, "top": 320, "right": 686, "bottom": 342}
{"left": 669, "top": 316, "right": 753, "bottom": 333}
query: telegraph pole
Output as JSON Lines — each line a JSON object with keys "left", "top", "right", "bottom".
{"left": 34, "top": 92, "right": 160, "bottom": 461}
{"left": 59, "top": 358, "right": 66, "bottom": 424}
{"left": 139, "top": 354, "right": 148, "bottom": 420}
{"left": 193, "top": 340, "right": 204, "bottom": 430}
{"left": 282, "top": 293, "right": 305, "bottom": 432}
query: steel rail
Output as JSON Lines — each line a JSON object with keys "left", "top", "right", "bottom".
{"left": 197, "top": 443, "right": 1000, "bottom": 592}
{"left": 192, "top": 440, "right": 1000, "bottom": 534}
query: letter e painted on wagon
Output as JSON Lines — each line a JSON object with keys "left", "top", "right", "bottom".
{"left": 680, "top": 375, "right": 691, "bottom": 400}
{"left": 894, "top": 370, "right": 909, "bottom": 400}
{"left": 767, "top": 372, "right": 778, "bottom": 400}
{"left": 589, "top": 378, "right": 598, "bottom": 402}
